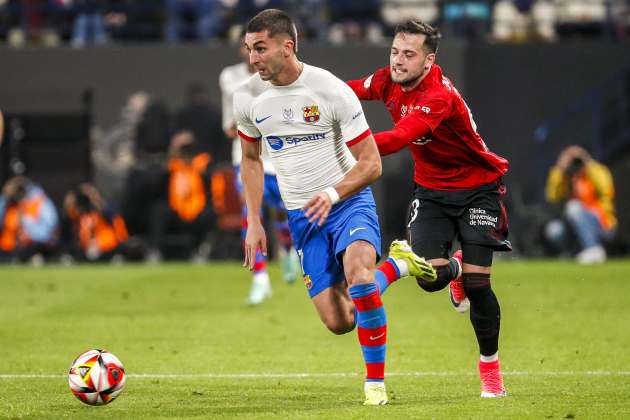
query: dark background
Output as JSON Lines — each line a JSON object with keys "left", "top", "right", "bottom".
{"left": 0, "top": 42, "right": 628, "bottom": 253}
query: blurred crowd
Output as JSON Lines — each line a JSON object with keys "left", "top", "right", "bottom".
{"left": 0, "top": 0, "right": 629, "bottom": 47}
{"left": 0, "top": 85, "right": 237, "bottom": 265}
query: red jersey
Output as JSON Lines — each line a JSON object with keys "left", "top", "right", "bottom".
{"left": 348, "top": 64, "right": 508, "bottom": 190}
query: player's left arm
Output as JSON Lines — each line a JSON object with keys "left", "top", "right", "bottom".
{"left": 302, "top": 134, "right": 381, "bottom": 226}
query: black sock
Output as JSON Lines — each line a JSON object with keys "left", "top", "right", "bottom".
{"left": 462, "top": 273, "right": 500, "bottom": 356}
{"left": 416, "top": 258, "right": 458, "bottom": 292}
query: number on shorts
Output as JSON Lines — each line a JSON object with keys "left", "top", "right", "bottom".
{"left": 408, "top": 199, "right": 419, "bottom": 228}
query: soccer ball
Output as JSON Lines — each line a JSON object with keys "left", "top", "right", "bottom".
{"left": 68, "top": 349, "right": 126, "bottom": 406}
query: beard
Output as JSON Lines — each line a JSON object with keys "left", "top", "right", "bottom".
{"left": 390, "top": 66, "right": 425, "bottom": 89}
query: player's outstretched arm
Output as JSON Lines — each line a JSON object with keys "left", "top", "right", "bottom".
{"left": 301, "top": 134, "right": 381, "bottom": 226}
{"left": 373, "top": 116, "right": 430, "bottom": 156}
{"left": 240, "top": 137, "right": 267, "bottom": 270}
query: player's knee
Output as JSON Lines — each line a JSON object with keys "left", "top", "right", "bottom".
{"left": 462, "top": 273, "right": 492, "bottom": 298}
{"left": 344, "top": 266, "right": 372, "bottom": 288}
{"left": 324, "top": 318, "right": 355, "bottom": 335}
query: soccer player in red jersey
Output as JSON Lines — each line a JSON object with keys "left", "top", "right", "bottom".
{"left": 347, "top": 20, "right": 510, "bottom": 397}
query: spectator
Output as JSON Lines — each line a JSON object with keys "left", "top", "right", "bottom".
{"left": 164, "top": 0, "right": 225, "bottom": 43}
{"left": 284, "top": 0, "right": 327, "bottom": 42}
{"left": 554, "top": 0, "right": 608, "bottom": 38}
{"left": 60, "top": 183, "right": 128, "bottom": 263}
{"left": 545, "top": 146, "right": 617, "bottom": 264}
{"left": 173, "top": 83, "right": 230, "bottom": 164}
{"left": 492, "top": 0, "right": 556, "bottom": 42}
{"left": 235, "top": 0, "right": 283, "bottom": 24}
{"left": 327, "top": 0, "right": 384, "bottom": 43}
{"left": 0, "top": 176, "right": 59, "bottom": 264}
{"left": 442, "top": 0, "right": 493, "bottom": 40}
{"left": 71, "top": 0, "right": 107, "bottom": 47}
{"left": 144, "top": 130, "right": 216, "bottom": 263}
{"left": 381, "top": 0, "right": 440, "bottom": 34}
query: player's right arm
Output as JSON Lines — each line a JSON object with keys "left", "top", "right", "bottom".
{"left": 240, "top": 135, "right": 266, "bottom": 268}
{"left": 233, "top": 89, "right": 267, "bottom": 269}
{"left": 373, "top": 116, "right": 431, "bottom": 156}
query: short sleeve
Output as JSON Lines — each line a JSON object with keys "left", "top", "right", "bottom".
{"left": 332, "top": 82, "right": 372, "bottom": 146}
{"left": 347, "top": 67, "right": 389, "bottom": 101}
{"left": 233, "top": 89, "right": 261, "bottom": 142}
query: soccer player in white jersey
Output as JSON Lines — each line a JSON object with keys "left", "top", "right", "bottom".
{"left": 220, "top": 38, "right": 301, "bottom": 305}
{"left": 234, "top": 9, "right": 437, "bottom": 405}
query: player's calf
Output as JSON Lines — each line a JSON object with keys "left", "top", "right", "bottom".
{"left": 416, "top": 253, "right": 459, "bottom": 293}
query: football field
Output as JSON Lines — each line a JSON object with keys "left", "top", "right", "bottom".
{"left": 0, "top": 259, "right": 629, "bottom": 419}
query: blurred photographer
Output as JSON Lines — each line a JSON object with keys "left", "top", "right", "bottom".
{"left": 0, "top": 176, "right": 59, "bottom": 264}
{"left": 61, "top": 183, "right": 128, "bottom": 263}
{"left": 545, "top": 146, "right": 617, "bottom": 264}
{"left": 144, "top": 130, "right": 216, "bottom": 263}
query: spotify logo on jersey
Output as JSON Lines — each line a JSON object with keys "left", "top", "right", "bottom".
{"left": 267, "top": 136, "right": 284, "bottom": 150}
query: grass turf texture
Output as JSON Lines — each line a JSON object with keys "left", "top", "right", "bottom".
{"left": 0, "top": 260, "right": 628, "bottom": 419}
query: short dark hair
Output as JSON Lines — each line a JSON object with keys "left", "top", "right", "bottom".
{"left": 246, "top": 9, "right": 298, "bottom": 53}
{"left": 395, "top": 20, "right": 441, "bottom": 55}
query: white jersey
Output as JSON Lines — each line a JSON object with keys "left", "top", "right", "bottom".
{"left": 219, "top": 62, "right": 276, "bottom": 175}
{"left": 233, "top": 63, "right": 371, "bottom": 210}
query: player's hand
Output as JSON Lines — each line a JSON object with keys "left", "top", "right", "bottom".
{"left": 301, "top": 192, "right": 333, "bottom": 227}
{"left": 243, "top": 222, "right": 267, "bottom": 271}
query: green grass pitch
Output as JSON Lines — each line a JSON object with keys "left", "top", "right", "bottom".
{"left": 0, "top": 259, "right": 629, "bottom": 419}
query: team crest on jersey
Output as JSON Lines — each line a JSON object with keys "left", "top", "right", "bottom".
{"left": 303, "top": 275, "right": 312, "bottom": 290}
{"left": 283, "top": 109, "right": 294, "bottom": 124}
{"left": 401, "top": 105, "right": 408, "bottom": 117}
{"left": 302, "top": 106, "right": 320, "bottom": 123}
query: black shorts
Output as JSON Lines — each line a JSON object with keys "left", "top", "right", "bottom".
{"left": 407, "top": 179, "right": 512, "bottom": 255}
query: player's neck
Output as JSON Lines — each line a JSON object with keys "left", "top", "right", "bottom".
{"left": 270, "top": 57, "right": 304, "bottom": 87}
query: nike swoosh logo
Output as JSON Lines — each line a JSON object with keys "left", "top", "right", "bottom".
{"left": 255, "top": 116, "right": 271, "bottom": 124}
{"left": 370, "top": 333, "right": 385, "bottom": 340}
{"left": 350, "top": 227, "right": 366, "bottom": 235}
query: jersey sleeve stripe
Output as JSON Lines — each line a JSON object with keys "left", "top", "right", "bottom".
{"left": 346, "top": 128, "right": 372, "bottom": 147}
{"left": 238, "top": 130, "right": 260, "bottom": 142}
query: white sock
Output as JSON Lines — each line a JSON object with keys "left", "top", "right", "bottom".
{"left": 480, "top": 352, "right": 499, "bottom": 363}
{"left": 253, "top": 272, "right": 270, "bottom": 286}
{"left": 364, "top": 381, "right": 386, "bottom": 391}
{"left": 393, "top": 259, "right": 410, "bottom": 277}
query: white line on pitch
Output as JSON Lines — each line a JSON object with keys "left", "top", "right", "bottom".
{"left": 1, "top": 371, "right": 629, "bottom": 379}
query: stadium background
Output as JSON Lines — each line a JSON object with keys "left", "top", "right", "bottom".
{"left": 0, "top": 42, "right": 628, "bottom": 257}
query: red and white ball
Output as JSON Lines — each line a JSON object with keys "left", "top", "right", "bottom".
{"left": 68, "top": 349, "right": 126, "bottom": 406}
